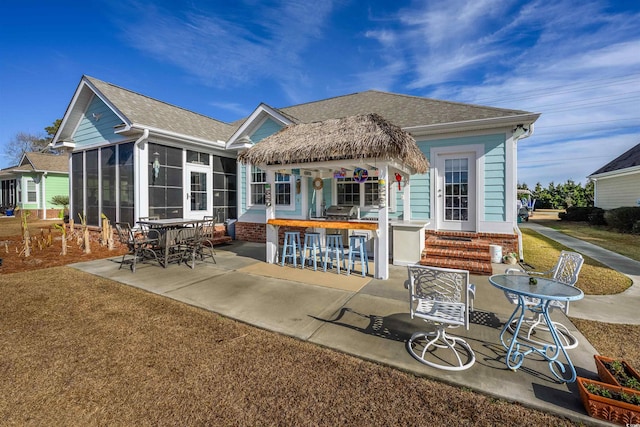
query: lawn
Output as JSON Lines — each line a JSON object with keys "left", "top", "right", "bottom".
{"left": 1, "top": 215, "right": 638, "bottom": 425}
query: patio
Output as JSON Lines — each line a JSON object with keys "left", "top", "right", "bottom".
{"left": 70, "top": 240, "right": 605, "bottom": 425}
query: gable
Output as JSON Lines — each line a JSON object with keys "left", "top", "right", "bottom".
{"left": 73, "top": 95, "right": 126, "bottom": 147}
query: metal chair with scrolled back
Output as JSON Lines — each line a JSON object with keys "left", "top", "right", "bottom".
{"left": 114, "top": 222, "right": 161, "bottom": 272}
{"left": 505, "top": 250, "right": 584, "bottom": 349}
{"left": 406, "top": 265, "right": 476, "bottom": 371}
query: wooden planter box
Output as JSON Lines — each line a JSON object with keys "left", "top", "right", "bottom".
{"left": 594, "top": 355, "right": 640, "bottom": 389}
{"left": 577, "top": 377, "right": 640, "bottom": 425}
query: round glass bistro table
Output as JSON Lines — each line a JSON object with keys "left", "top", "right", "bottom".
{"left": 489, "top": 274, "right": 584, "bottom": 383}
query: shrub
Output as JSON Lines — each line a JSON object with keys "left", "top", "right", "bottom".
{"left": 558, "top": 206, "right": 593, "bottom": 222}
{"left": 604, "top": 207, "right": 640, "bottom": 233}
{"left": 588, "top": 207, "right": 607, "bottom": 226}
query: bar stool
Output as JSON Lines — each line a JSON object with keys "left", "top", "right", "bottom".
{"left": 324, "top": 234, "right": 346, "bottom": 273}
{"left": 347, "top": 234, "right": 369, "bottom": 277}
{"left": 281, "top": 231, "right": 301, "bottom": 267}
{"left": 301, "top": 232, "right": 322, "bottom": 270}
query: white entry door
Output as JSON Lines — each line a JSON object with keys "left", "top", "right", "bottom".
{"left": 185, "top": 164, "right": 211, "bottom": 219}
{"left": 436, "top": 153, "right": 476, "bottom": 232}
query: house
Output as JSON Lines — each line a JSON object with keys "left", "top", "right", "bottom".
{"left": 588, "top": 141, "right": 640, "bottom": 210}
{"left": 0, "top": 152, "right": 69, "bottom": 219}
{"left": 51, "top": 75, "right": 540, "bottom": 277}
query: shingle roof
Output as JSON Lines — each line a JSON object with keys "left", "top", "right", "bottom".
{"left": 85, "top": 76, "right": 238, "bottom": 142}
{"left": 17, "top": 152, "right": 68, "bottom": 173}
{"left": 275, "top": 90, "right": 534, "bottom": 127}
{"left": 590, "top": 142, "right": 640, "bottom": 176}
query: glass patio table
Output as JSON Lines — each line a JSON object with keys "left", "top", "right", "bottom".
{"left": 137, "top": 218, "right": 202, "bottom": 267}
{"left": 489, "top": 274, "right": 584, "bottom": 383}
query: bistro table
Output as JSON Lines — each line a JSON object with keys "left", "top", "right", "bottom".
{"left": 489, "top": 274, "right": 584, "bottom": 383}
{"left": 137, "top": 218, "right": 202, "bottom": 267}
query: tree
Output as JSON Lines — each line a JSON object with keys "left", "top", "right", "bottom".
{"left": 2, "top": 119, "right": 62, "bottom": 165}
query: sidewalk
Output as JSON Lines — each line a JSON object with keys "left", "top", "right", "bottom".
{"left": 521, "top": 222, "right": 640, "bottom": 324}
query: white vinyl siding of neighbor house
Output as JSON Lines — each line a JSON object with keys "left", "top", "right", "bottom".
{"left": 594, "top": 172, "right": 640, "bottom": 209}
{"left": 73, "top": 96, "right": 126, "bottom": 147}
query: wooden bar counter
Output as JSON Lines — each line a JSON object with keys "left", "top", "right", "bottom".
{"left": 267, "top": 218, "right": 378, "bottom": 231}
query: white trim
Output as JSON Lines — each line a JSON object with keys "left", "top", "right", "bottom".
{"left": 589, "top": 165, "right": 640, "bottom": 180}
{"left": 430, "top": 144, "right": 484, "bottom": 232}
{"left": 227, "top": 104, "right": 293, "bottom": 149}
{"left": 405, "top": 113, "right": 540, "bottom": 137}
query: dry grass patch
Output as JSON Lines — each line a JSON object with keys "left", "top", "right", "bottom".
{"left": 0, "top": 267, "right": 577, "bottom": 426}
{"left": 571, "top": 318, "right": 640, "bottom": 368}
{"left": 521, "top": 228, "right": 631, "bottom": 295}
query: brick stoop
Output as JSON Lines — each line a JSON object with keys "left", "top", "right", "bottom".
{"left": 420, "top": 232, "right": 493, "bottom": 275}
{"left": 210, "top": 225, "right": 233, "bottom": 246}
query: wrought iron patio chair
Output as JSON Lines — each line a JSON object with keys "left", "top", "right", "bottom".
{"left": 505, "top": 250, "right": 584, "bottom": 349}
{"left": 406, "top": 265, "right": 476, "bottom": 371}
{"left": 114, "top": 222, "right": 161, "bottom": 272}
{"left": 179, "top": 219, "right": 216, "bottom": 269}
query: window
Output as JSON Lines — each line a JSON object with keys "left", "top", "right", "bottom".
{"left": 212, "top": 155, "right": 237, "bottom": 221}
{"left": 274, "top": 173, "right": 292, "bottom": 205}
{"left": 336, "top": 176, "right": 379, "bottom": 207}
{"left": 444, "top": 158, "right": 469, "bottom": 221}
{"left": 187, "top": 150, "right": 210, "bottom": 165}
{"left": 26, "top": 179, "right": 37, "bottom": 203}
{"left": 249, "top": 167, "right": 293, "bottom": 207}
{"left": 148, "top": 143, "right": 183, "bottom": 219}
{"left": 250, "top": 166, "right": 266, "bottom": 205}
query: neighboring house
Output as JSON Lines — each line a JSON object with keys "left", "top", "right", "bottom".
{"left": 588, "top": 141, "right": 640, "bottom": 210}
{"left": 0, "top": 152, "right": 69, "bottom": 219}
{"left": 51, "top": 75, "right": 540, "bottom": 276}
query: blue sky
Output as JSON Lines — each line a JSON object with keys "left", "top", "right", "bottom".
{"left": 1, "top": 0, "right": 639, "bottom": 187}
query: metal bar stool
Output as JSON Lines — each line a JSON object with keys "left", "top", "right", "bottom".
{"left": 281, "top": 231, "right": 301, "bottom": 267}
{"left": 324, "top": 234, "right": 346, "bottom": 273}
{"left": 347, "top": 234, "right": 369, "bottom": 277}
{"left": 301, "top": 232, "right": 322, "bottom": 270}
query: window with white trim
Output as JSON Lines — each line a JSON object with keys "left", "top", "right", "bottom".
{"left": 336, "top": 176, "right": 379, "bottom": 207}
{"left": 249, "top": 167, "right": 293, "bottom": 207}
{"left": 27, "top": 179, "right": 37, "bottom": 203}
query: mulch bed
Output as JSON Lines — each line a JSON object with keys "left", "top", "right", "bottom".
{"left": 0, "top": 228, "right": 127, "bottom": 275}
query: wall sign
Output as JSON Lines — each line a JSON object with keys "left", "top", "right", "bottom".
{"left": 353, "top": 168, "right": 368, "bottom": 183}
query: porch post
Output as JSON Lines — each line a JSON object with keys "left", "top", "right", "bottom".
{"left": 265, "top": 169, "right": 277, "bottom": 264}
{"left": 375, "top": 165, "right": 389, "bottom": 279}
{"left": 403, "top": 173, "right": 411, "bottom": 221}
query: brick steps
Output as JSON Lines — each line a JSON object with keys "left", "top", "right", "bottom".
{"left": 420, "top": 232, "right": 493, "bottom": 275}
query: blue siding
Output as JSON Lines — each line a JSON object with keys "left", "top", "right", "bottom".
{"left": 252, "top": 118, "right": 283, "bottom": 142}
{"left": 484, "top": 138, "right": 506, "bottom": 221}
{"left": 413, "top": 134, "right": 507, "bottom": 222}
{"left": 73, "top": 96, "right": 125, "bottom": 147}
{"left": 240, "top": 117, "right": 287, "bottom": 216}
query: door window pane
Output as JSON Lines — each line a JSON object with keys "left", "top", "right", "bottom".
{"left": 444, "top": 158, "right": 469, "bottom": 221}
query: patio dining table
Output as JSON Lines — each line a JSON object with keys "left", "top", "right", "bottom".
{"left": 137, "top": 218, "right": 202, "bottom": 267}
{"left": 489, "top": 274, "right": 584, "bottom": 383}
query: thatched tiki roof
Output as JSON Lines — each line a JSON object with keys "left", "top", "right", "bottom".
{"left": 237, "top": 113, "right": 429, "bottom": 174}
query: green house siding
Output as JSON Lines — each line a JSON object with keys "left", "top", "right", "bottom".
{"left": 45, "top": 174, "right": 70, "bottom": 206}
{"left": 74, "top": 96, "right": 126, "bottom": 147}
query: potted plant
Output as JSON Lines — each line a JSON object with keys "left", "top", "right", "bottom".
{"left": 502, "top": 252, "right": 518, "bottom": 265}
{"left": 594, "top": 355, "right": 640, "bottom": 391}
{"left": 577, "top": 377, "right": 640, "bottom": 424}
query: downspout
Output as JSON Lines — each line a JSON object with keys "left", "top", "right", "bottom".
{"left": 514, "top": 124, "right": 534, "bottom": 261}
{"left": 133, "top": 129, "right": 149, "bottom": 222}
